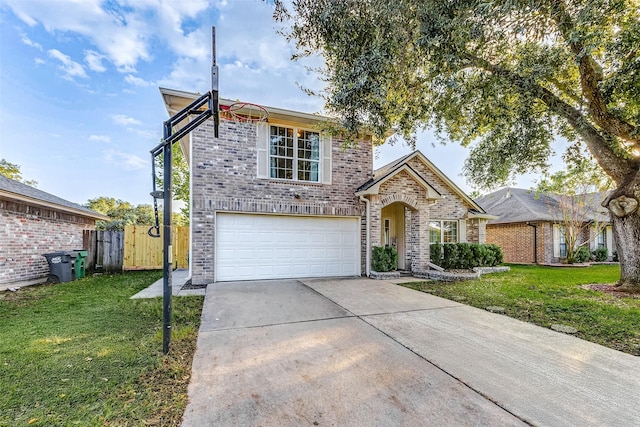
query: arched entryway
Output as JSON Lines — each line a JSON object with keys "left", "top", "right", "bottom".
{"left": 381, "top": 203, "right": 408, "bottom": 269}
{"left": 380, "top": 194, "right": 419, "bottom": 271}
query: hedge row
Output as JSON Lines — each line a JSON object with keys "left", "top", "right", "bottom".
{"left": 430, "top": 243, "right": 504, "bottom": 270}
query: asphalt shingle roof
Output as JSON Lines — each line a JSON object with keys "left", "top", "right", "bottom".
{"left": 0, "top": 175, "right": 105, "bottom": 219}
{"left": 475, "top": 187, "right": 610, "bottom": 224}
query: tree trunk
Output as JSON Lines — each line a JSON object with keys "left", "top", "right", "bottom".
{"left": 606, "top": 189, "right": 640, "bottom": 293}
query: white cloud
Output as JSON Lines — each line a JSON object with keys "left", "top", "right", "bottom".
{"left": 85, "top": 50, "right": 107, "bottom": 72}
{"left": 89, "top": 134, "right": 110, "bottom": 143}
{"left": 124, "top": 74, "right": 154, "bottom": 87}
{"left": 157, "top": 56, "right": 209, "bottom": 92}
{"left": 48, "top": 49, "right": 88, "bottom": 80}
{"left": 21, "top": 34, "right": 43, "bottom": 51}
{"left": 111, "top": 114, "right": 142, "bottom": 126}
{"left": 4, "top": 0, "right": 213, "bottom": 75}
{"left": 34, "top": 58, "right": 46, "bottom": 65}
{"left": 5, "top": 0, "right": 149, "bottom": 71}
{"left": 104, "top": 150, "right": 148, "bottom": 170}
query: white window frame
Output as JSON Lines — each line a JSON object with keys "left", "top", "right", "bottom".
{"left": 596, "top": 229, "right": 606, "bottom": 249}
{"left": 553, "top": 224, "right": 568, "bottom": 258}
{"left": 269, "top": 125, "right": 320, "bottom": 182}
{"left": 257, "top": 123, "right": 331, "bottom": 184}
{"left": 429, "top": 220, "right": 462, "bottom": 244}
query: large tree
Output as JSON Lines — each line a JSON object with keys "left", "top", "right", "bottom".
{"left": 276, "top": 0, "right": 640, "bottom": 292}
{"left": 86, "top": 197, "right": 156, "bottom": 231}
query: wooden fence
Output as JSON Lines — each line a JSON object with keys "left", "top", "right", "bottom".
{"left": 83, "top": 230, "right": 124, "bottom": 272}
{"left": 123, "top": 225, "right": 189, "bottom": 270}
{"left": 83, "top": 226, "right": 189, "bottom": 272}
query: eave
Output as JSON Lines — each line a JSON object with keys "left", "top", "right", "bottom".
{"left": 0, "top": 190, "right": 109, "bottom": 221}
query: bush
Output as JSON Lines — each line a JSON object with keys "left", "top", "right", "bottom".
{"left": 572, "top": 246, "right": 591, "bottom": 263}
{"left": 430, "top": 243, "right": 442, "bottom": 265}
{"left": 612, "top": 251, "right": 619, "bottom": 262}
{"left": 429, "top": 243, "right": 503, "bottom": 269}
{"left": 372, "top": 246, "right": 398, "bottom": 272}
{"left": 593, "top": 247, "right": 609, "bottom": 262}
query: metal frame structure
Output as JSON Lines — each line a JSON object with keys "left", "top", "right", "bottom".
{"left": 149, "top": 27, "right": 219, "bottom": 354}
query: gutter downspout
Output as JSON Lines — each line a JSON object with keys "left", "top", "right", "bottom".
{"left": 360, "top": 195, "right": 371, "bottom": 277}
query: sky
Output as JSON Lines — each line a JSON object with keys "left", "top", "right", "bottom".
{"left": 0, "top": 0, "right": 556, "bottom": 207}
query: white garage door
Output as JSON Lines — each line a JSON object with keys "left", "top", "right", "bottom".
{"left": 216, "top": 213, "right": 361, "bottom": 281}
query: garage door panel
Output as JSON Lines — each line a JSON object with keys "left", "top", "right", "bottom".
{"left": 216, "top": 214, "right": 360, "bottom": 281}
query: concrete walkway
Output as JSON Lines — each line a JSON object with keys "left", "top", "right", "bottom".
{"left": 130, "top": 269, "right": 205, "bottom": 299}
{"left": 182, "top": 277, "right": 640, "bottom": 426}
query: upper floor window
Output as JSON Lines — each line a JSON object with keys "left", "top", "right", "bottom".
{"left": 269, "top": 125, "right": 320, "bottom": 182}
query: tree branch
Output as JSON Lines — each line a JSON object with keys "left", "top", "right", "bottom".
{"left": 465, "top": 53, "right": 635, "bottom": 184}
{"left": 549, "top": 1, "right": 640, "bottom": 147}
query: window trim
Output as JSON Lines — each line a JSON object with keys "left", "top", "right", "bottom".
{"left": 269, "top": 125, "right": 320, "bottom": 183}
{"left": 429, "top": 220, "right": 460, "bottom": 244}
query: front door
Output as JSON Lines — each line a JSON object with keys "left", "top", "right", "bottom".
{"left": 381, "top": 204, "right": 406, "bottom": 270}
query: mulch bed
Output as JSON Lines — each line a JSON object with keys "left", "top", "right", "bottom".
{"left": 581, "top": 284, "right": 640, "bottom": 299}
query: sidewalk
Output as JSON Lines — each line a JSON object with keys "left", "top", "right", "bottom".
{"left": 130, "top": 269, "right": 205, "bottom": 299}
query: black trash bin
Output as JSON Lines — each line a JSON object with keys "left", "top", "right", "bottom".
{"left": 42, "top": 252, "right": 74, "bottom": 283}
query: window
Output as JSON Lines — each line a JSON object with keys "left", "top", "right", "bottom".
{"left": 596, "top": 229, "right": 606, "bottom": 249}
{"left": 269, "top": 125, "right": 319, "bottom": 182}
{"left": 384, "top": 219, "right": 391, "bottom": 246}
{"left": 559, "top": 226, "right": 567, "bottom": 258}
{"left": 429, "top": 220, "right": 458, "bottom": 243}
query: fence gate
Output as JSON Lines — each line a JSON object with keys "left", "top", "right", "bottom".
{"left": 123, "top": 225, "right": 189, "bottom": 270}
{"left": 83, "top": 230, "right": 124, "bottom": 272}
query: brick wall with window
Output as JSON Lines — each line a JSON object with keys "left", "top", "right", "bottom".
{"left": 0, "top": 199, "right": 94, "bottom": 285}
{"left": 189, "top": 119, "right": 372, "bottom": 284}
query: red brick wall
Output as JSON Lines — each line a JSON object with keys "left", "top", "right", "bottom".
{"left": 486, "top": 223, "right": 536, "bottom": 264}
{"left": 0, "top": 199, "right": 95, "bottom": 285}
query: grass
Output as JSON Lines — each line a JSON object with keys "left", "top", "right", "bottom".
{"left": 0, "top": 271, "right": 204, "bottom": 426}
{"left": 401, "top": 264, "right": 640, "bottom": 356}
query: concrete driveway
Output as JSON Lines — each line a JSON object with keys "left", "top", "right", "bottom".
{"left": 182, "top": 278, "right": 640, "bottom": 426}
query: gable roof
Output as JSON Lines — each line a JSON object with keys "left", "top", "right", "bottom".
{"left": 0, "top": 175, "right": 108, "bottom": 220}
{"left": 475, "top": 187, "right": 610, "bottom": 224}
{"left": 357, "top": 161, "right": 442, "bottom": 200}
{"left": 357, "top": 151, "right": 490, "bottom": 215}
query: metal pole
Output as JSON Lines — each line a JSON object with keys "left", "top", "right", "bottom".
{"left": 162, "top": 120, "right": 173, "bottom": 354}
{"left": 211, "top": 26, "right": 219, "bottom": 138}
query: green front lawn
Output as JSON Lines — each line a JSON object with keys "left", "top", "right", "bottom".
{"left": 402, "top": 264, "right": 640, "bottom": 356}
{"left": 0, "top": 271, "right": 204, "bottom": 426}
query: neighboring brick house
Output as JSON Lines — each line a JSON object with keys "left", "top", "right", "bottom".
{"left": 160, "top": 88, "right": 495, "bottom": 284}
{"left": 475, "top": 187, "right": 614, "bottom": 264}
{"left": 0, "top": 175, "right": 108, "bottom": 288}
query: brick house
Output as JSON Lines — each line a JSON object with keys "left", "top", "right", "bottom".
{"left": 475, "top": 187, "right": 614, "bottom": 264}
{"left": 160, "top": 88, "right": 494, "bottom": 284}
{"left": 0, "top": 175, "right": 108, "bottom": 288}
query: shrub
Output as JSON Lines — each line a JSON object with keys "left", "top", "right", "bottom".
{"left": 430, "top": 243, "right": 442, "bottom": 264}
{"left": 593, "top": 247, "right": 609, "bottom": 262}
{"left": 429, "top": 243, "right": 503, "bottom": 269}
{"left": 372, "top": 246, "right": 398, "bottom": 272}
{"left": 612, "top": 251, "right": 619, "bottom": 262}
{"left": 572, "top": 246, "right": 591, "bottom": 263}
